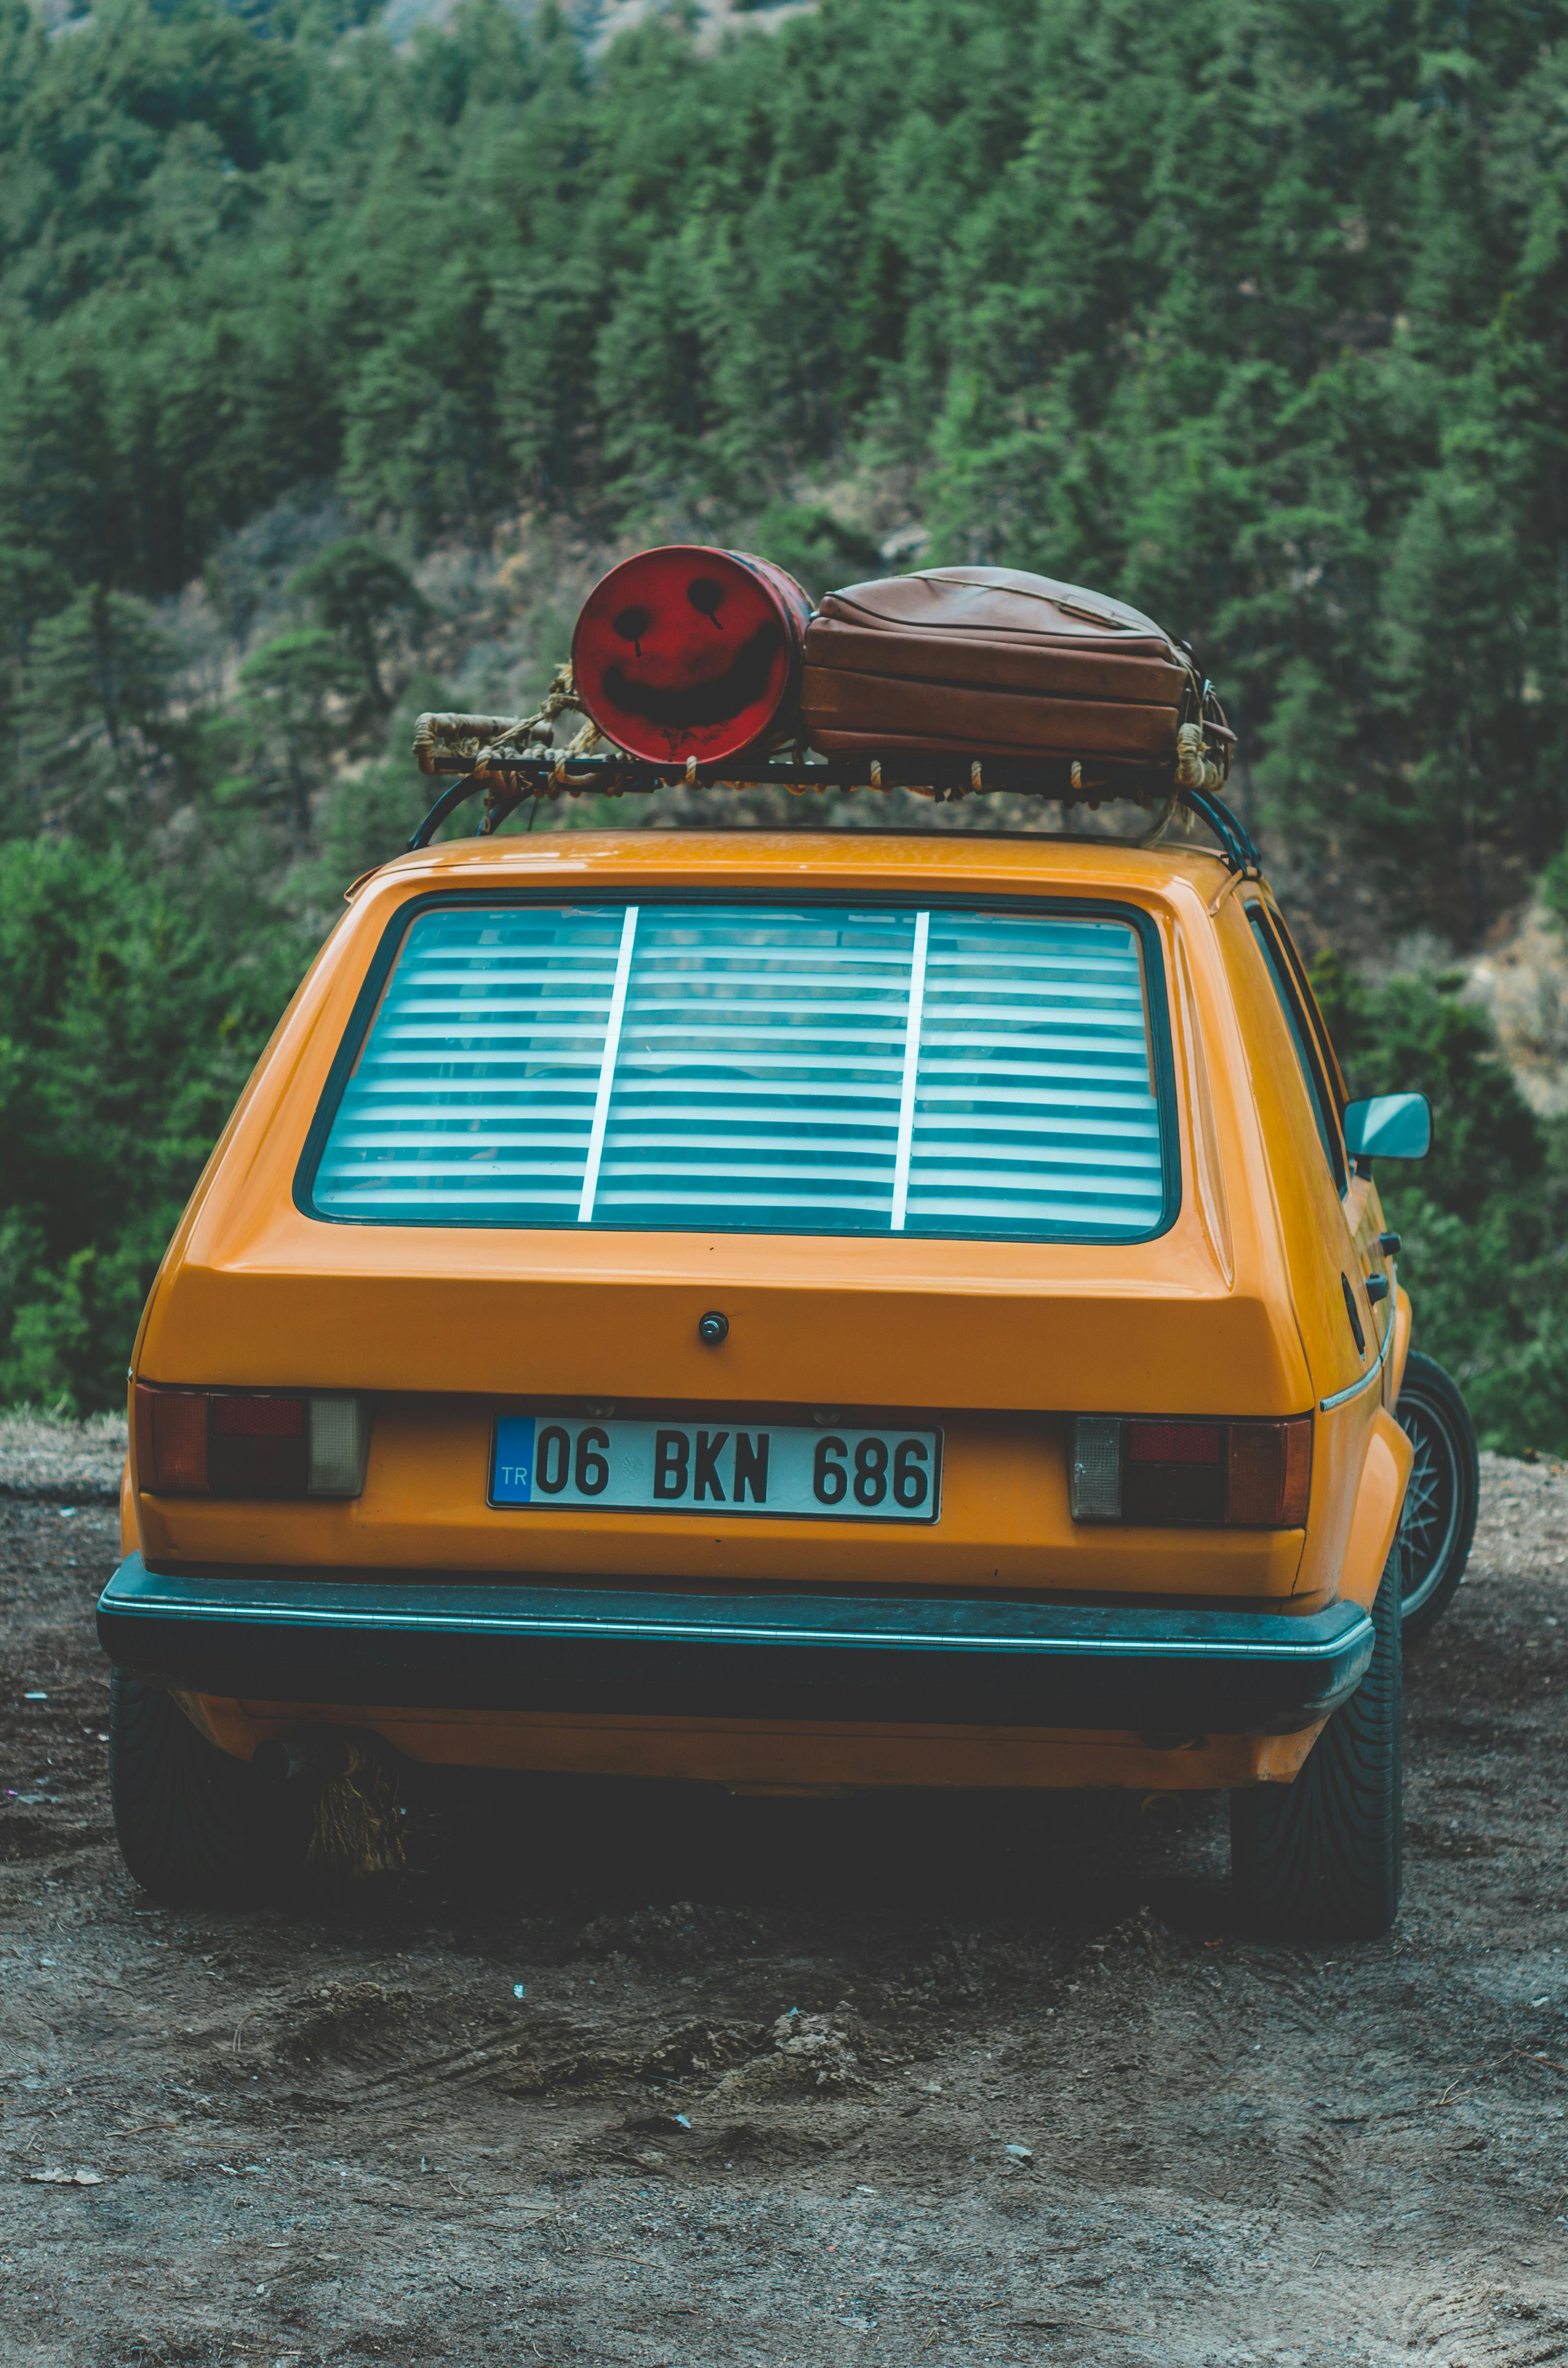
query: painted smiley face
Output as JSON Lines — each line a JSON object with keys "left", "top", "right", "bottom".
{"left": 573, "top": 546, "right": 811, "bottom": 764}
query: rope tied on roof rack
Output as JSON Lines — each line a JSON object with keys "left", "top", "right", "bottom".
{"left": 405, "top": 631, "right": 1254, "bottom": 863}
{"left": 1174, "top": 720, "right": 1229, "bottom": 796}
{"left": 419, "top": 663, "right": 609, "bottom": 831}
{"left": 412, "top": 666, "right": 586, "bottom": 778}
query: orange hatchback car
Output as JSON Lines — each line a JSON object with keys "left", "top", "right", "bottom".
{"left": 100, "top": 814, "right": 1442, "bottom": 1935}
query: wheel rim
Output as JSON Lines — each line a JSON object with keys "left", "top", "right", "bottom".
{"left": 1395, "top": 1384, "right": 1467, "bottom": 1618}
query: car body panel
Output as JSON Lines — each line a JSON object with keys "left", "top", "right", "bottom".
{"left": 178, "top": 1688, "right": 1328, "bottom": 1792}
{"left": 133, "top": 1399, "right": 1307, "bottom": 1597}
{"left": 102, "top": 1556, "right": 1372, "bottom": 1731}
{"left": 112, "top": 827, "right": 1413, "bottom": 1788}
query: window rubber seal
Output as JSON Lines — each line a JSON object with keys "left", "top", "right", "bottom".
{"left": 1243, "top": 901, "right": 1348, "bottom": 1195}
{"left": 291, "top": 884, "right": 1183, "bottom": 1249}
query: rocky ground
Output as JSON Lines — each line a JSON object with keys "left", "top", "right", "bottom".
{"left": 0, "top": 1413, "right": 124, "bottom": 1505}
{"left": 2, "top": 1444, "right": 1567, "bottom": 2366}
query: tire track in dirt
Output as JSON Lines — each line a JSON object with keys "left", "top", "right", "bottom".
{"left": 2, "top": 1466, "right": 1568, "bottom": 2363}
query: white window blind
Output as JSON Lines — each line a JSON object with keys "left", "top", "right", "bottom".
{"left": 313, "top": 903, "right": 1167, "bottom": 1239}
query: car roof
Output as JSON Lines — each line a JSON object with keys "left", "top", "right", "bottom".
{"left": 350, "top": 826, "right": 1246, "bottom": 907}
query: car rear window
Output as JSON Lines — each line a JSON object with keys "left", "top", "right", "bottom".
{"left": 307, "top": 901, "right": 1173, "bottom": 1240}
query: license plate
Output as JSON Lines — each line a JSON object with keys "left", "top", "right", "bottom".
{"left": 490, "top": 1416, "right": 941, "bottom": 1523}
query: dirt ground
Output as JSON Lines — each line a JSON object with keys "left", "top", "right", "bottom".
{"left": 3, "top": 1445, "right": 1568, "bottom": 2367}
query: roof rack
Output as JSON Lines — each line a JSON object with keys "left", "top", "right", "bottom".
{"left": 1175, "top": 784, "right": 1262, "bottom": 876}
{"left": 407, "top": 706, "right": 1261, "bottom": 876}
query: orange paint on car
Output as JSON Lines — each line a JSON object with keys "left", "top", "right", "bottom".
{"left": 104, "top": 828, "right": 1415, "bottom": 1802}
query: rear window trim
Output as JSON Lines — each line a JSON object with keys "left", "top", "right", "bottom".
{"left": 1244, "top": 902, "right": 1348, "bottom": 1195}
{"left": 1261, "top": 896, "right": 1349, "bottom": 1113}
{"left": 292, "top": 886, "right": 1182, "bottom": 1246}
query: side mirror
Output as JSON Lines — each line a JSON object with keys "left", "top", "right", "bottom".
{"left": 1342, "top": 1092, "right": 1432, "bottom": 1160}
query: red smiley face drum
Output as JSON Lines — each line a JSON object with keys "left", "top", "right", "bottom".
{"left": 571, "top": 545, "right": 814, "bottom": 765}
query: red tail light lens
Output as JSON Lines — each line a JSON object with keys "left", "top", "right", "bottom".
{"left": 210, "top": 1393, "right": 306, "bottom": 1496}
{"left": 134, "top": 1385, "right": 370, "bottom": 1499}
{"left": 1125, "top": 1419, "right": 1227, "bottom": 1523}
{"left": 572, "top": 545, "right": 812, "bottom": 765}
{"left": 1127, "top": 1421, "right": 1223, "bottom": 1463}
{"left": 1226, "top": 1417, "right": 1313, "bottom": 1527}
{"left": 139, "top": 1389, "right": 208, "bottom": 1494}
{"left": 1072, "top": 1415, "right": 1312, "bottom": 1527}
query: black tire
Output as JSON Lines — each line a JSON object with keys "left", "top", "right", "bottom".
{"left": 1395, "top": 1349, "right": 1480, "bottom": 1641}
{"left": 1231, "top": 1539, "right": 1403, "bottom": 1939}
{"left": 108, "top": 1669, "right": 306, "bottom": 1901}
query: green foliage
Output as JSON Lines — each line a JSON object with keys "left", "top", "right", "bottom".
{"left": 1312, "top": 950, "right": 1543, "bottom": 1222}
{"left": 23, "top": 585, "right": 178, "bottom": 815}
{"left": 230, "top": 623, "right": 359, "bottom": 841}
{"left": 0, "top": 833, "right": 307, "bottom": 1411}
{"left": 1313, "top": 950, "right": 1568, "bottom": 1454}
{"left": 750, "top": 505, "right": 882, "bottom": 600}
{"left": 3, "top": 0, "right": 1568, "bottom": 1432}
{"left": 1540, "top": 841, "right": 1568, "bottom": 934}
{"left": 287, "top": 538, "right": 428, "bottom": 712}
{"left": 303, "top": 671, "right": 453, "bottom": 893}
{"left": 0, "top": 0, "right": 1565, "bottom": 906}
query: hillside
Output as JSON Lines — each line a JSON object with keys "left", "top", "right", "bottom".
{"left": 3, "top": 0, "right": 1568, "bottom": 1438}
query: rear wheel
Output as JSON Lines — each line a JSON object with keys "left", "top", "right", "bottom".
{"left": 1395, "top": 1350, "right": 1479, "bottom": 1641}
{"left": 1231, "top": 1539, "right": 1403, "bottom": 1939}
{"left": 108, "top": 1670, "right": 306, "bottom": 1901}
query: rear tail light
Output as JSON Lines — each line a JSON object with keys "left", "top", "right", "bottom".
{"left": 1070, "top": 1415, "right": 1311, "bottom": 1527}
{"left": 134, "top": 1385, "right": 371, "bottom": 1499}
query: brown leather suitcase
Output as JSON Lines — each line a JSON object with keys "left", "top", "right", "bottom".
{"left": 801, "top": 566, "right": 1197, "bottom": 765}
